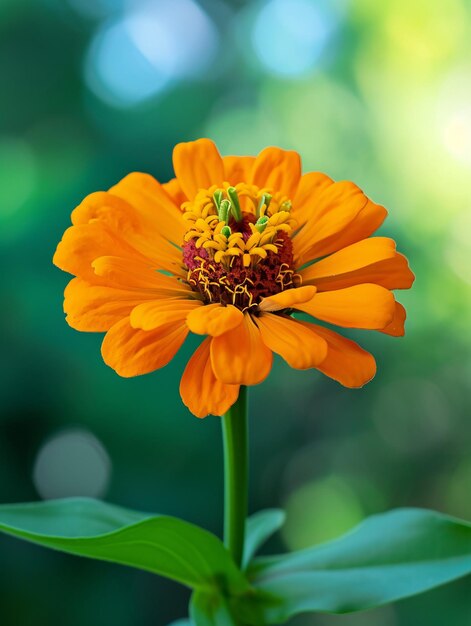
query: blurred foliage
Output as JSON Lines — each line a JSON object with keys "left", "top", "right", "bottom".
{"left": 1, "top": 0, "right": 470, "bottom": 624}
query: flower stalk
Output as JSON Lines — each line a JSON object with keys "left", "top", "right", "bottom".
{"left": 221, "top": 386, "right": 248, "bottom": 568}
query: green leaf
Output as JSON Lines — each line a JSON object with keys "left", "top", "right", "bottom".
{"left": 190, "top": 591, "right": 238, "bottom": 626}
{"left": 166, "top": 621, "right": 193, "bottom": 626}
{"left": 0, "top": 498, "right": 249, "bottom": 594}
{"left": 235, "top": 508, "right": 471, "bottom": 623}
{"left": 243, "top": 509, "right": 285, "bottom": 569}
{"left": 188, "top": 507, "right": 287, "bottom": 626}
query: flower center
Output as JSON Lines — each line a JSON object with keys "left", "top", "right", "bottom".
{"left": 181, "top": 183, "right": 299, "bottom": 312}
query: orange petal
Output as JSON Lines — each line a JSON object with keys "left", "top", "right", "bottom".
{"left": 223, "top": 156, "right": 255, "bottom": 185}
{"left": 71, "top": 191, "right": 132, "bottom": 227}
{"left": 299, "top": 322, "right": 377, "bottom": 388}
{"left": 249, "top": 147, "right": 301, "bottom": 199}
{"left": 331, "top": 198, "right": 387, "bottom": 254}
{"left": 63, "top": 278, "right": 160, "bottom": 332}
{"left": 302, "top": 237, "right": 395, "bottom": 280}
{"left": 296, "top": 284, "right": 395, "bottom": 329}
{"left": 69, "top": 190, "right": 184, "bottom": 275}
{"left": 293, "top": 188, "right": 388, "bottom": 266}
{"left": 162, "top": 177, "right": 187, "bottom": 207}
{"left": 92, "top": 256, "right": 192, "bottom": 296}
{"left": 102, "top": 318, "right": 188, "bottom": 377}
{"left": 293, "top": 181, "right": 371, "bottom": 263}
{"left": 173, "top": 139, "right": 225, "bottom": 199}
{"left": 256, "top": 313, "right": 328, "bottom": 369}
{"left": 186, "top": 303, "right": 244, "bottom": 337}
{"left": 292, "top": 171, "right": 334, "bottom": 227}
{"left": 300, "top": 237, "right": 415, "bottom": 291}
{"left": 210, "top": 314, "right": 272, "bottom": 385}
{"left": 53, "top": 222, "right": 148, "bottom": 282}
{"left": 259, "top": 286, "right": 317, "bottom": 312}
{"left": 109, "top": 173, "right": 185, "bottom": 247}
{"left": 130, "top": 299, "right": 202, "bottom": 331}
{"left": 379, "top": 301, "right": 406, "bottom": 337}
{"left": 180, "top": 338, "right": 240, "bottom": 418}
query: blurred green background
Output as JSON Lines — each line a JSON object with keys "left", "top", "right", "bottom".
{"left": 1, "top": 0, "right": 471, "bottom": 624}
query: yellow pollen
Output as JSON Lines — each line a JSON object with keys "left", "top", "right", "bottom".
{"left": 181, "top": 183, "right": 296, "bottom": 269}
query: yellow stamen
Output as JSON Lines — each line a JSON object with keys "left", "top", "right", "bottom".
{"left": 182, "top": 182, "right": 294, "bottom": 268}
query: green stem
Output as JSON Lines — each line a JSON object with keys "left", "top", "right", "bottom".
{"left": 221, "top": 386, "right": 248, "bottom": 568}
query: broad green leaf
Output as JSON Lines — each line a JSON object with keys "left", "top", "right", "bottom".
{"left": 243, "top": 509, "right": 285, "bottom": 569}
{"left": 235, "top": 508, "right": 471, "bottom": 623}
{"left": 166, "top": 620, "right": 193, "bottom": 626}
{"left": 0, "top": 498, "right": 249, "bottom": 594}
{"left": 190, "top": 591, "right": 238, "bottom": 626}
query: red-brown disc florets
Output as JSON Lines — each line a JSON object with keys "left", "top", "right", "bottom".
{"left": 184, "top": 229, "right": 297, "bottom": 312}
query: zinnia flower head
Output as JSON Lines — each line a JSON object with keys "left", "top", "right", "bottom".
{"left": 54, "top": 139, "right": 414, "bottom": 417}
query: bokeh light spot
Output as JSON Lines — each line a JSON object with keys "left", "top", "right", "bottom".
{"left": 85, "top": 0, "right": 219, "bottom": 107}
{"left": 33, "top": 428, "right": 111, "bottom": 500}
{"left": 251, "top": 0, "right": 336, "bottom": 77}
{"left": 282, "top": 475, "right": 363, "bottom": 550}
{"left": 437, "top": 67, "right": 471, "bottom": 167}
{"left": 385, "top": 0, "right": 465, "bottom": 68}
{"left": 0, "top": 137, "right": 37, "bottom": 220}
{"left": 442, "top": 109, "right": 471, "bottom": 165}
{"left": 86, "top": 18, "right": 168, "bottom": 107}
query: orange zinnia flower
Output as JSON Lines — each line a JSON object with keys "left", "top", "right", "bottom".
{"left": 54, "top": 139, "right": 414, "bottom": 417}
